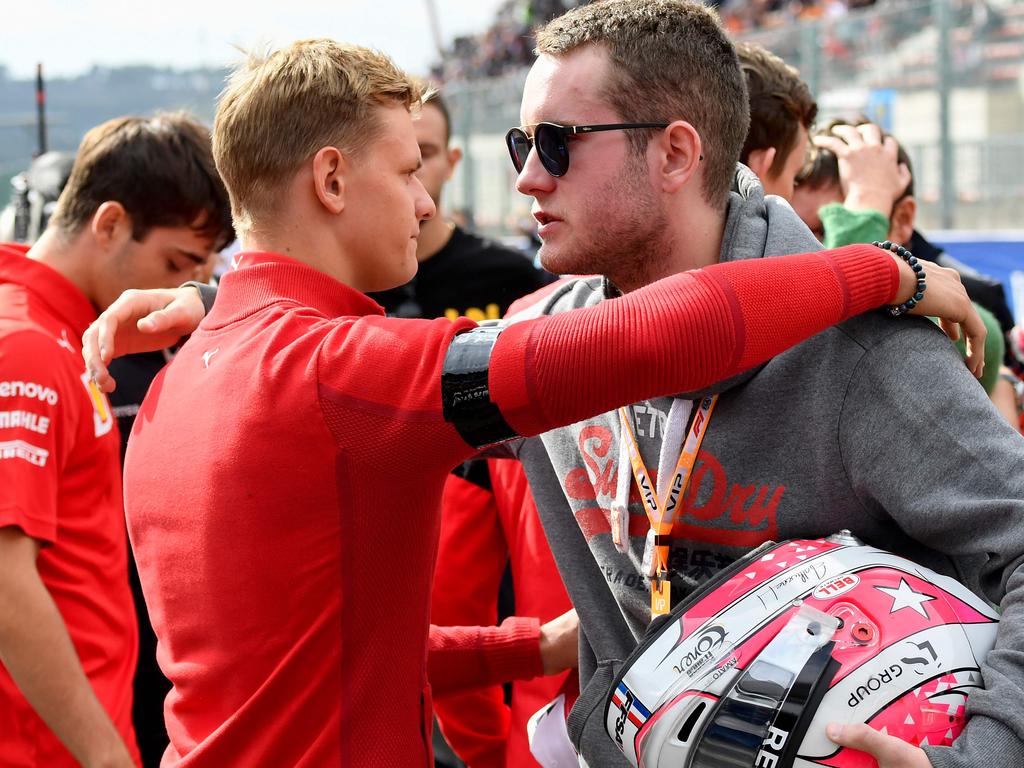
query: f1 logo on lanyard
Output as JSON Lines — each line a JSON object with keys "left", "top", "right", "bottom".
{"left": 618, "top": 395, "right": 718, "bottom": 617}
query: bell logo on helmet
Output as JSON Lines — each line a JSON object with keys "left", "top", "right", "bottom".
{"left": 754, "top": 725, "right": 790, "bottom": 768}
{"left": 812, "top": 573, "right": 860, "bottom": 600}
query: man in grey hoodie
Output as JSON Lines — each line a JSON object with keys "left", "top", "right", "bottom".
{"left": 498, "top": 1, "right": 1024, "bottom": 767}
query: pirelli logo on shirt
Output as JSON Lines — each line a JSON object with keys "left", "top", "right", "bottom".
{"left": 79, "top": 373, "right": 114, "bottom": 437}
{"left": 0, "top": 439, "right": 48, "bottom": 467}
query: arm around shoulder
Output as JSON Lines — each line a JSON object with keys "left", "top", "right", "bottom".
{"left": 485, "top": 245, "right": 902, "bottom": 440}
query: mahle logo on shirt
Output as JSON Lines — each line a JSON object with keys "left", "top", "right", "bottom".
{"left": 79, "top": 373, "right": 113, "bottom": 437}
{"left": 0, "top": 410, "right": 51, "bottom": 434}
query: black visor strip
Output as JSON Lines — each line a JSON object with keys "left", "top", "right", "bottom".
{"left": 692, "top": 658, "right": 795, "bottom": 768}
{"left": 441, "top": 325, "right": 519, "bottom": 449}
{"left": 776, "top": 644, "right": 842, "bottom": 768}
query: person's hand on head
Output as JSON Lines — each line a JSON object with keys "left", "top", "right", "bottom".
{"left": 82, "top": 286, "right": 207, "bottom": 393}
{"left": 814, "top": 123, "right": 911, "bottom": 217}
{"left": 890, "top": 256, "right": 987, "bottom": 378}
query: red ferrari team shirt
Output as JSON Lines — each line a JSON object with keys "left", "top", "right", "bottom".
{"left": 0, "top": 244, "right": 139, "bottom": 767}
{"left": 126, "top": 252, "right": 483, "bottom": 767}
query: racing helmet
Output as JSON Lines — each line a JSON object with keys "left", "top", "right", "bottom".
{"left": 605, "top": 531, "right": 998, "bottom": 768}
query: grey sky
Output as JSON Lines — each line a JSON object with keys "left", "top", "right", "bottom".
{"left": 4, "top": 0, "right": 507, "bottom": 79}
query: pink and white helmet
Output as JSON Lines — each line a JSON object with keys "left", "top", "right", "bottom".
{"left": 605, "top": 531, "right": 998, "bottom": 768}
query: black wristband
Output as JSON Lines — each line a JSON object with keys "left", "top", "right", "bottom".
{"left": 181, "top": 281, "right": 218, "bottom": 316}
{"left": 441, "top": 325, "right": 519, "bottom": 449}
{"left": 874, "top": 240, "right": 926, "bottom": 316}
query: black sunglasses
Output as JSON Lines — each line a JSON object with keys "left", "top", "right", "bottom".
{"left": 505, "top": 122, "right": 669, "bottom": 177}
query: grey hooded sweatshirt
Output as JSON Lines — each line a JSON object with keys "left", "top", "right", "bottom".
{"left": 504, "top": 167, "right": 1024, "bottom": 767}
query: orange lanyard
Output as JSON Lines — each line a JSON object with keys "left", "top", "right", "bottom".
{"left": 618, "top": 394, "right": 718, "bottom": 616}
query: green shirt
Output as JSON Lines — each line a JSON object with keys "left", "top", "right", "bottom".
{"left": 818, "top": 202, "right": 1005, "bottom": 393}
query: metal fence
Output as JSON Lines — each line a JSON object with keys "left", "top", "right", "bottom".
{"left": 444, "top": 0, "right": 1024, "bottom": 235}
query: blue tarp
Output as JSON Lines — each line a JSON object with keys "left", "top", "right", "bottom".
{"left": 936, "top": 238, "right": 1023, "bottom": 326}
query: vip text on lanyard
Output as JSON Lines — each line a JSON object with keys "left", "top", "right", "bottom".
{"left": 618, "top": 394, "right": 718, "bottom": 617}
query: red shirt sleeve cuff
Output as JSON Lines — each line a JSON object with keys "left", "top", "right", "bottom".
{"left": 429, "top": 616, "right": 543, "bottom": 697}
{"left": 0, "top": 506, "right": 57, "bottom": 544}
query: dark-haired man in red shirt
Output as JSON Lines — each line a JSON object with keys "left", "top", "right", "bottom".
{"left": 0, "top": 113, "right": 233, "bottom": 767}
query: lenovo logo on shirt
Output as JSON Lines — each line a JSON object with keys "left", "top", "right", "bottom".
{"left": 0, "top": 380, "right": 59, "bottom": 406}
{"left": 0, "top": 439, "right": 48, "bottom": 467}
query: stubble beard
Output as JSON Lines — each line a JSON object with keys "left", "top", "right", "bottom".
{"left": 538, "top": 155, "right": 674, "bottom": 293}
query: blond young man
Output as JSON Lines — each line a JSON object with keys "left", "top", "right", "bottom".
{"left": 85, "top": 38, "right": 970, "bottom": 767}
{"left": 369, "top": 87, "right": 548, "bottom": 320}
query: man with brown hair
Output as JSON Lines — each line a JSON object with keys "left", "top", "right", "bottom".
{"left": 88, "top": 34, "right": 963, "bottom": 768}
{"left": 493, "top": 2, "right": 1020, "bottom": 766}
{"left": 736, "top": 41, "right": 818, "bottom": 200}
{"left": 792, "top": 119, "right": 916, "bottom": 246}
{"left": 0, "top": 112, "right": 232, "bottom": 768}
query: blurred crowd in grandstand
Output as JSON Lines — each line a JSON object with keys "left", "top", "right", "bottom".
{"left": 429, "top": 0, "right": 1019, "bottom": 82}
{"left": 430, "top": 0, "right": 887, "bottom": 81}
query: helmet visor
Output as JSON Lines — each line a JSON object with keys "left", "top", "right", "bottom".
{"left": 693, "top": 606, "right": 840, "bottom": 768}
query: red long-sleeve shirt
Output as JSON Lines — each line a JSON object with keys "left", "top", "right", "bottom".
{"left": 429, "top": 460, "right": 573, "bottom": 768}
{"left": 124, "top": 247, "right": 896, "bottom": 767}
{"left": 427, "top": 616, "right": 542, "bottom": 697}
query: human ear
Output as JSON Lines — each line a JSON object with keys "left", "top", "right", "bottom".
{"left": 745, "top": 146, "right": 777, "bottom": 184}
{"left": 889, "top": 196, "right": 917, "bottom": 246}
{"left": 312, "top": 147, "right": 347, "bottom": 215}
{"left": 446, "top": 146, "right": 462, "bottom": 181}
{"left": 658, "top": 120, "right": 704, "bottom": 194}
{"left": 90, "top": 201, "right": 131, "bottom": 248}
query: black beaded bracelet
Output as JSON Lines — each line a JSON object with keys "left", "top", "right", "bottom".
{"left": 874, "top": 240, "right": 926, "bottom": 316}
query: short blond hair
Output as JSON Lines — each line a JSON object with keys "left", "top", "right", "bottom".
{"left": 535, "top": 0, "right": 748, "bottom": 209}
{"left": 214, "top": 39, "right": 422, "bottom": 235}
